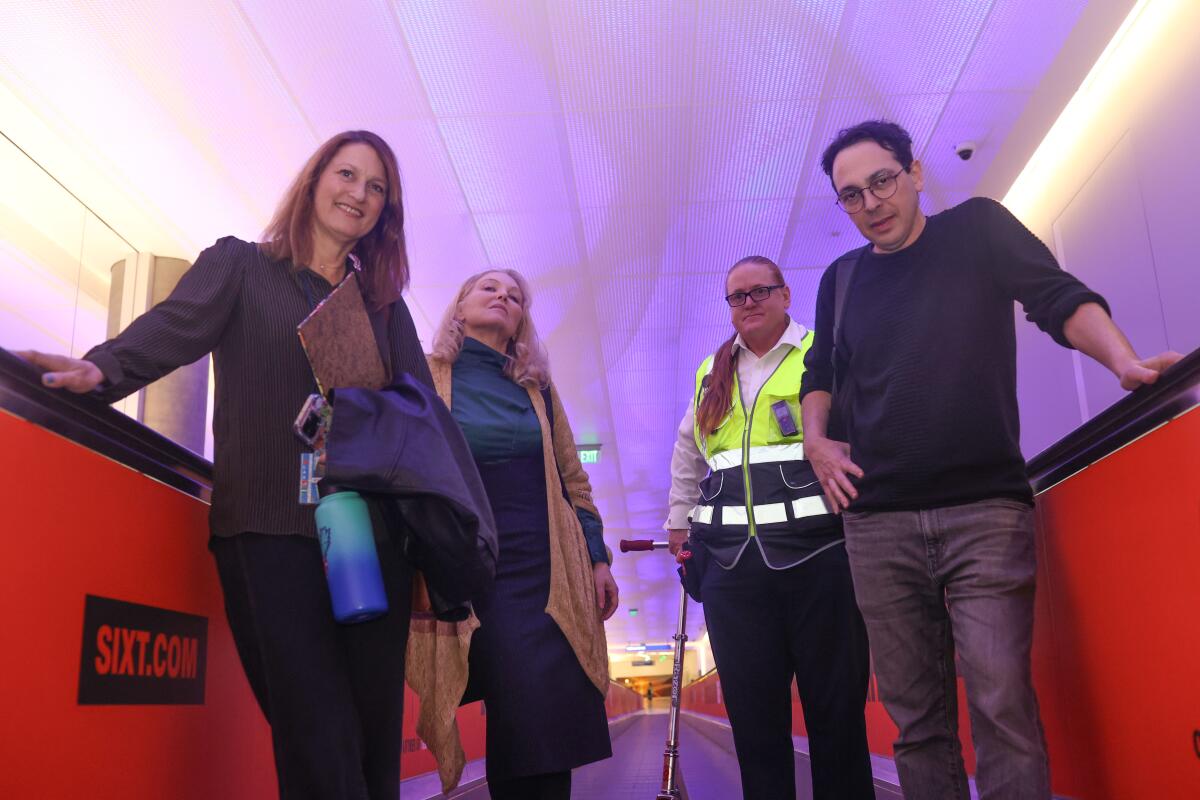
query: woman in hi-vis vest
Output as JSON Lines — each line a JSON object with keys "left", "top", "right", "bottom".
{"left": 666, "top": 256, "right": 874, "bottom": 800}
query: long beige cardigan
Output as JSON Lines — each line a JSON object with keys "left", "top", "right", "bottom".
{"left": 405, "top": 356, "right": 610, "bottom": 793}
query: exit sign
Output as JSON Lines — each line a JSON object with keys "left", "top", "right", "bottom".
{"left": 577, "top": 444, "right": 601, "bottom": 464}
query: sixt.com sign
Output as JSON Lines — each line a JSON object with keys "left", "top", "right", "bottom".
{"left": 77, "top": 594, "right": 208, "bottom": 705}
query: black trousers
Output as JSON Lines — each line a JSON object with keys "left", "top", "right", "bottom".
{"left": 701, "top": 541, "right": 874, "bottom": 800}
{"left": 210, "top": 531, "right": 413, "bottom": 800}
{"left": 487, "top": 770, "right": 571, "bottom": 800}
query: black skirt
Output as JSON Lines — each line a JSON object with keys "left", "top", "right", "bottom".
{"left": 465, "top": 453, "right": 611, "bottom": 780}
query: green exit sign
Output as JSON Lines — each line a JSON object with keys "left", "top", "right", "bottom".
{"left": 577, "top": 445, "right": 601, "bottom": 464}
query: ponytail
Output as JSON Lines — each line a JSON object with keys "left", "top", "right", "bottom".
{"left": 695, "top": 333, "right": 738, "bottom": 437}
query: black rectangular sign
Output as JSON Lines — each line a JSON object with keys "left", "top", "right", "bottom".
{"left": 77, "top": 594, "right": 208, "bottom": 705}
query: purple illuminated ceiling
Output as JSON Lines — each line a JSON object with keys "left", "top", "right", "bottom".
{"left": 0, "top": 0, "right": 1091, "bottom": 645}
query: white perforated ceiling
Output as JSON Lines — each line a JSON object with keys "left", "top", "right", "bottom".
{"left": 0, "top": 0, "right": 1097, "bottom": 647}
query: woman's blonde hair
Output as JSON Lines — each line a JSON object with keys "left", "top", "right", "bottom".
{"left": 431, "top": 269, "right": 551, "bottom": 389}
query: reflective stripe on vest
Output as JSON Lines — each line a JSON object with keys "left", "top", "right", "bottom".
{"left": 706, "top": 442, "right": 806, "bottom": 472}
{"left": 691, "top": 497, "right": 829, "bottom": 528}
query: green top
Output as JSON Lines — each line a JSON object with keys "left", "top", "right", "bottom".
{"left": 452, "top": 337, "right": 542, "bottom": 462}
{"left": 451, "top": 337, "right": 607, "bottom": 564}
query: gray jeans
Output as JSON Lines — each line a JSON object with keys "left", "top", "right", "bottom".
{"left": 842, "top": 498, "right": 1050, "bottom": 800}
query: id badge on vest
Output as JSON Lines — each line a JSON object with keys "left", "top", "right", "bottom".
{"left": 771, "top": 399, "right": 799, "bottom": 437}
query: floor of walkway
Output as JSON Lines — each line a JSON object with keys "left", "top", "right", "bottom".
{"left": 407, "top": 709, "right": 909, "bottom": 799}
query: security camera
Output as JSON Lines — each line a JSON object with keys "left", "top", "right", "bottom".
{"left": 954, "top": 141, "right": 978, "bottom": 161}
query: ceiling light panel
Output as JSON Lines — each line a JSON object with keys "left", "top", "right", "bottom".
{"left": 404, "top": 213, "right": 490, "bottom": 286}
{"left": 377, "top": 119, "right": 475, "bottom": 219}
{"left": 778, "top": 267, "right": 827, "bottom": 328}
{"left": 921, "top": 90, "right": 1031, "bottom": 194}
{"left": 826, "top": 0, "right": 993, "bottom": 98}
{"left": 600, "top": 318, "right": 690, "bottom": 372}
{"left": 0, "top": 4, "right": 279, "bottom": 254}
{"left": 437, "top": 115, "right": 573, "bottom": 212}
{"left": 393, "top": 0, "right": 558, "bottom": 116}
{"left": 679, "top": 288, "right": 736, "bottom": 333}
{"left": 607, "top": 373, "right": 680, "bottom": 418}
{"left": 693, "top": 0, "right": 845, "bottom": 104}
{"left": 676, "top": 326, "right": 729, "bottom": 378}
{"left": 565, "top": 107, "right": 691, "bottom": 209}
{"left": 592, "top": 274, "right": 685, "bottom": 333}
{"left": 581, "top": 205, "right": 685, "bottom": 277}
{"left": 548, "top": 0, "right": 698, "bottom": 112}
{"left": 471, "top": 209, "right": 580, "bottom": 281}
{"left": 525, "top": 273, "right": 590, "bottom": 340}
{"left": 956, "top": 0, "right": 1087, "bottom": 92}
{"left": 62, "top": 1, "right": 314, "bottom": 232}
{"left": 780, "top": 195, "right": 864, "bottom": 268}
{"left": 238, "top": 0, "right": 432, "bottom": 126}
{"left": 681, "top": 198, "right": 795, "bottom": 276}
{"left": 798, "top": 93, "right": 951, "bottom": 197}
{"left": 688, "top": 99, "right": 819, "bottom": 202}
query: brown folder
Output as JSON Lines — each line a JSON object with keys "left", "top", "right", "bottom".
{"left": 296, "top": 273, "right": 389, "bottom": 395}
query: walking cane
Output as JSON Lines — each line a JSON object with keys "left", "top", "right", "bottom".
{"left": 619, "top": 539, "right": 688, "bottom": 800}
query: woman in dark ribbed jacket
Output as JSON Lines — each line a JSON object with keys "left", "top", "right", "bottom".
{"left": 20, "top": 130, "right": 429, "bottom": 800}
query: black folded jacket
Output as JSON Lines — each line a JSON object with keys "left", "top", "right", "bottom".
{"left": 323, "top": 375, "right": 498, "bottom": 617}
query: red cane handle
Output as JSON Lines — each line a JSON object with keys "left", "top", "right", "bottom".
{"left": 619, "top": 539, "right": 657, "bottom": 552}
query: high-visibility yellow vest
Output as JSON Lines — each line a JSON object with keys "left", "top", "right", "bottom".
{"left": 692, "top": 331, "right": 814, "bottom": 534}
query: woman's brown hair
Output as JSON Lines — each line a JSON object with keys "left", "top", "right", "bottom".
{"left": 695, "top": 256, "right": 786, "bottom": 437}
{"left": 261, "top": 130, "right": 409, "bottom": 311}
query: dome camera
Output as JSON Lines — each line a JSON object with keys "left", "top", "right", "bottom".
{"left": 954, "top": 141, "right": 978, "bottom": 161}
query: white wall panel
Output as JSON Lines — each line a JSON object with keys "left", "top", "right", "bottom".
{"left": 1053, "top": 134, "right": 1170, "bottom": 422}
{"left": 1129, "top": 56, "right": 1200, "bottom": 357}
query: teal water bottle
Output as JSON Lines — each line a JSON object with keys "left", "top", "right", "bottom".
{"left": 315, "top": 491, "right": 389, "bottom": 623}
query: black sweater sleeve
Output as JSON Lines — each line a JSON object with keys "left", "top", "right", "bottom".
{"left": 85, "top": 236, "right": 245, "bottom": 402}
{"left": 799, "top": 258, "right": 840, "bottom": 401}
{"left": 974, "top": 197, "right": 1109, "bottom": 347}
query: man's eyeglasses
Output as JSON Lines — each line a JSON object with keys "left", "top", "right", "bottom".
{"left": 835, "top": 168, "right": 906, "bottom": 213}
{"left": 725, "top": 284, "right": 785, "bottom": 307}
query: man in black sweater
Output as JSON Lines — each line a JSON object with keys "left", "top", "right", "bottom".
{"left": 798, "top": 120, "right": 1181, "bottom": 800}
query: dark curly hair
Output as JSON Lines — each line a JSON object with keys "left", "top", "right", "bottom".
{"left": 820, "top": 120, "right": 914, "bottom": 188}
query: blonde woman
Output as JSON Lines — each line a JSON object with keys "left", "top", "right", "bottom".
{"left": 413, "top": 269, "right": 616, "bottom": 799}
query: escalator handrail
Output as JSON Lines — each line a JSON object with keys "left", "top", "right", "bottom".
{"left": 0, "top": 347, "right": 212, "bottom": 501}
{"left": 1026, "top": 347, "right": 1200, "bottom": 493}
